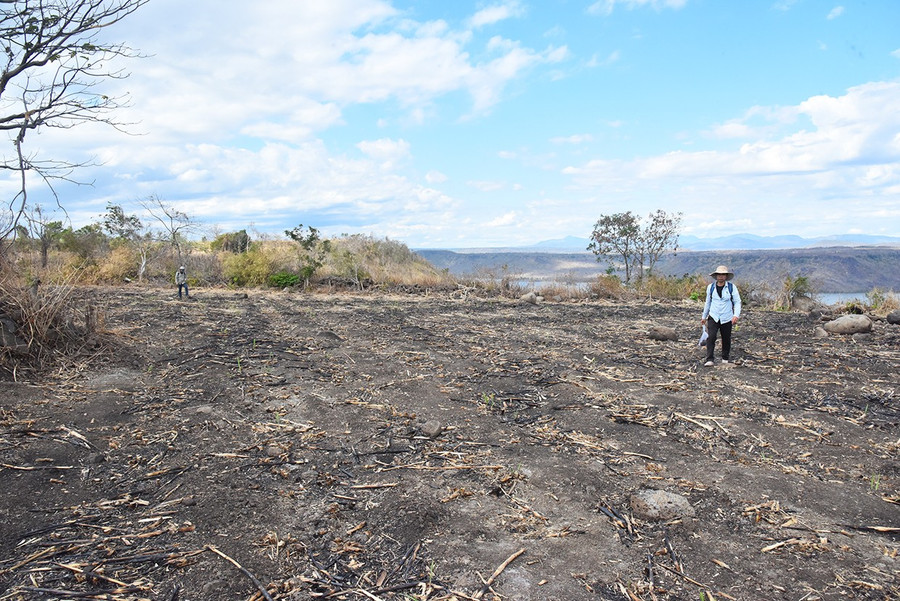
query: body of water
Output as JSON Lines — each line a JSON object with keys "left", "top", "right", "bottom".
{"left": 816, "top": 292, "right": 868, "bottom": 305}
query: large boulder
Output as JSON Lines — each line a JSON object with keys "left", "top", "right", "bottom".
{"left": 792, "top": 295, "right": 822, "bottom": 312}
{"left": 519, "top": 291, "right": 543, "bottom": 305}
{"left": 887, "top": 310, "right": 900, "bottom": 325}
{"left": 823, "top": 314, "right": 873, "bottom": 335}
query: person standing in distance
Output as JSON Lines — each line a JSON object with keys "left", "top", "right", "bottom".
{"left": 175, "top": 265, "right": 189, "bottom": 299}
{"left": 701, "top": 265, "right": 741, "bottom": 366}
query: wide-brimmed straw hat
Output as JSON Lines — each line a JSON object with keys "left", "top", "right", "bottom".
{"left": 709, "top": 265, "right": 734, "bottom": 280}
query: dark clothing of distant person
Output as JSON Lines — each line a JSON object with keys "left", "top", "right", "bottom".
{"left": 175, "top": 266, "right": 189, "bottom": 299}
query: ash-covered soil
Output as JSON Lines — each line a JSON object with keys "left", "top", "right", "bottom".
{"left": 1, "top": 286, "right": 898, "bottom": 601}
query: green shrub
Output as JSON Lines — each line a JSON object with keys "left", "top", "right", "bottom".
{"left": 842, "top": 301, "right": 865, "bottom": 315}
{"left": 222, "top": 248, "right": 275, "bottom": 287}
{"left": 774, "top": 274, "right": 814, "bottom": 310}
{"left": 269, "top": 271, "right": 300, "bottom": 288}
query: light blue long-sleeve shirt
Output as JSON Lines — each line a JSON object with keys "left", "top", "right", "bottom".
{"left": 702, "top": 282, "right": 742, "bottom": 323}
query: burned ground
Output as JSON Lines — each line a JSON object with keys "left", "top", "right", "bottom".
{"left": 0, "top": 287, "right": 898, "bottom": 601}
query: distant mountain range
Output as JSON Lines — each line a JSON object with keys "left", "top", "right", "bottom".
{"left": 415, "top": 245, "right": 900, "bottom": 292}
{"left": 521, "top": 233, "right": 900, "bottom": 252}
{"left": 414, "top": 233, "right": 900, "bottom": 292}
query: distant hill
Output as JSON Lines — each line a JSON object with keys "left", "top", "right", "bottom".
{"left": 415, "top": 246, "right": 900, "bottom": 293}
{"left": 679, "top": 233, "right": 900, "bottom": 251}
{"left": 490, "top": 233, "right": 900, "bottom": 253}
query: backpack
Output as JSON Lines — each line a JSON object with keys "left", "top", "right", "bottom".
{"left": 709, "top": 282, "right": 735, "bottom": 311}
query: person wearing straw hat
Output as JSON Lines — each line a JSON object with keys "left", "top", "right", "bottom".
{"left": 175, "top": 265, "right": 189, "bottom": 299}
{"left": 701, "top": 265, "right": 741, "bottom": 366}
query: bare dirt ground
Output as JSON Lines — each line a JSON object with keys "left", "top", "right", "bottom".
{"left": 1, "top": 286, "right": 898, "bottom": 601}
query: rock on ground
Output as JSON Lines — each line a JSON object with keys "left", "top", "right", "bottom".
{"left": 647, "top": 326, "right": 678, "bottom": 341}
{"left": 823, "top": 314, "right": 873, "bottom": 334}
{"left": 629, "top": 489, "right": 695, "bottom": 521}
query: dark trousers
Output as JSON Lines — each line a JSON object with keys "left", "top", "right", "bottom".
{"left": 178, "top": 283, "right": 189, "bottom": 298}
{"left": 705, "top": 318, "right": 733, "bottom": 361}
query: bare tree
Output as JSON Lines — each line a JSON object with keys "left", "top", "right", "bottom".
{"left": 27, "top": 205, "right": 65, "bottom": 268}
{"left": 139, "top": 195, "right": 198, "bottom": 265}
{"left": 0, "top": 0, "right": 149, "bottom": 247}
{"left": 103, "top": 201, "right": 157, "bottom": 280}
{"left": 633, "top": 209, "right": 682, "bottom": 279}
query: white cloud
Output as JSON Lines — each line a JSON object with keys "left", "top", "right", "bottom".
{"left": 562, "top": 82, "right": 900, "bottom": 235}
{"left": 425, "top": 170, "right": 448, "bottom": 184}
{"left": 587, "top": 0, "right": 688, "bottom": 16}
{"left": 468, "top": 2, "right": 525, "bottom": 29}
{"left": 485, "top": 211, "right": 518, "bottom": 226}
{"left": 587, "top": 50, "right": 621, "bottom": 68}
{"left": 468, "top": 180, "right": 506, "bottom": 192}
{"left": 103, "top": 0, "right": 559, "bottom": 146}
{"left": 772, "top": 0, "right": 800, "bottom": 11}
{"left": 826, "top": 6, "right": 844, "bottom": 20}
{"left": 357, "top": 138, "right": 412, "bottom": 164}
{"left": 551, "top": 134, "right": 594, "bottom": 144}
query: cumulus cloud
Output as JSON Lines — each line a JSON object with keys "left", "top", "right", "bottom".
{"left": 563, "top": 81, "right": 900, "bottom": 235}
{"left": 26, "top": 0, "right": 580, "bottom": 244}
{"left": 106, "top": 0, "right": 560, "bottom": 145}
{"left": 357, "top": 138, "right": 412, "bottom": 164}
{"left": 468, "top": 1, "right": 525, "bottom": 28}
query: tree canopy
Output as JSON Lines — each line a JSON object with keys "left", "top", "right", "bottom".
{"left": 588, "top": 210, "right": 682, "bottom": 284}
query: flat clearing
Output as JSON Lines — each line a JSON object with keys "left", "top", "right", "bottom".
{"left": 1, "top": 287, "right": 898, "bottom": 600}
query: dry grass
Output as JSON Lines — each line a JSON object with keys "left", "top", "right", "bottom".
{"left": 0, "top": 270, "right": 109, "bottom": 379}
{"left": 865, "top": 288, "right": 900, "bottom": 316}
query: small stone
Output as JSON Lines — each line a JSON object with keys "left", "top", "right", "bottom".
{"left": 629, "top": 489, "right": 695, "bottom": 521}
{"left": 520, "top": 291, "right": 539, "bottom": 305}
{"left": 812, "top": 326, "right": 828, "bottom": 338}
{"left": 266, "top": 444, "right": 283, "bottom": 457}
{"left": 648, "top": 326, "right": 678, "bottom": 341}
{"left": 421, "top": 420, "right": 444, "bottom": 438}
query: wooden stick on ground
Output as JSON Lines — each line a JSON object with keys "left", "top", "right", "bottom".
{"left": 206, "top": 545, "right": 274, "bottom": 601}
{"left": 473, "top": 548, "right": 526, "bottom": 600}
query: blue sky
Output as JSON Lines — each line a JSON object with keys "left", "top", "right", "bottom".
{"left": 11, "top": 0, "right": 900, "bottom": 248}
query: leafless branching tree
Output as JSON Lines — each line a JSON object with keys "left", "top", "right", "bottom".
{"left": 139, "top": 195, "right": 199, "bottom": 266}
{"left": 0, "top": 0, "right": 149, "bottom": 251}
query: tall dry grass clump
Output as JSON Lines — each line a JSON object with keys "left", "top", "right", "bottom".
{"left": 589, "top": 274, "right": 626, "bottom": 299}
{"left": 864, "top": 288, "right": 899, "bottom": 316}
{"left": 0, "top": 268, "right": 107, "bottom": 379}
{"left": 638, "top": 273, "right": 707, "bottom": 301}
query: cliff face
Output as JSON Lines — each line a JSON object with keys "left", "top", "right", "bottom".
{"left": 416, "top": 247, "right": 900, "bottom": 292}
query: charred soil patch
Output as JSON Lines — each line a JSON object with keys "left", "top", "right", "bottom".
{"left": 1, "top": 287, "right": 898, "bottom": 601}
